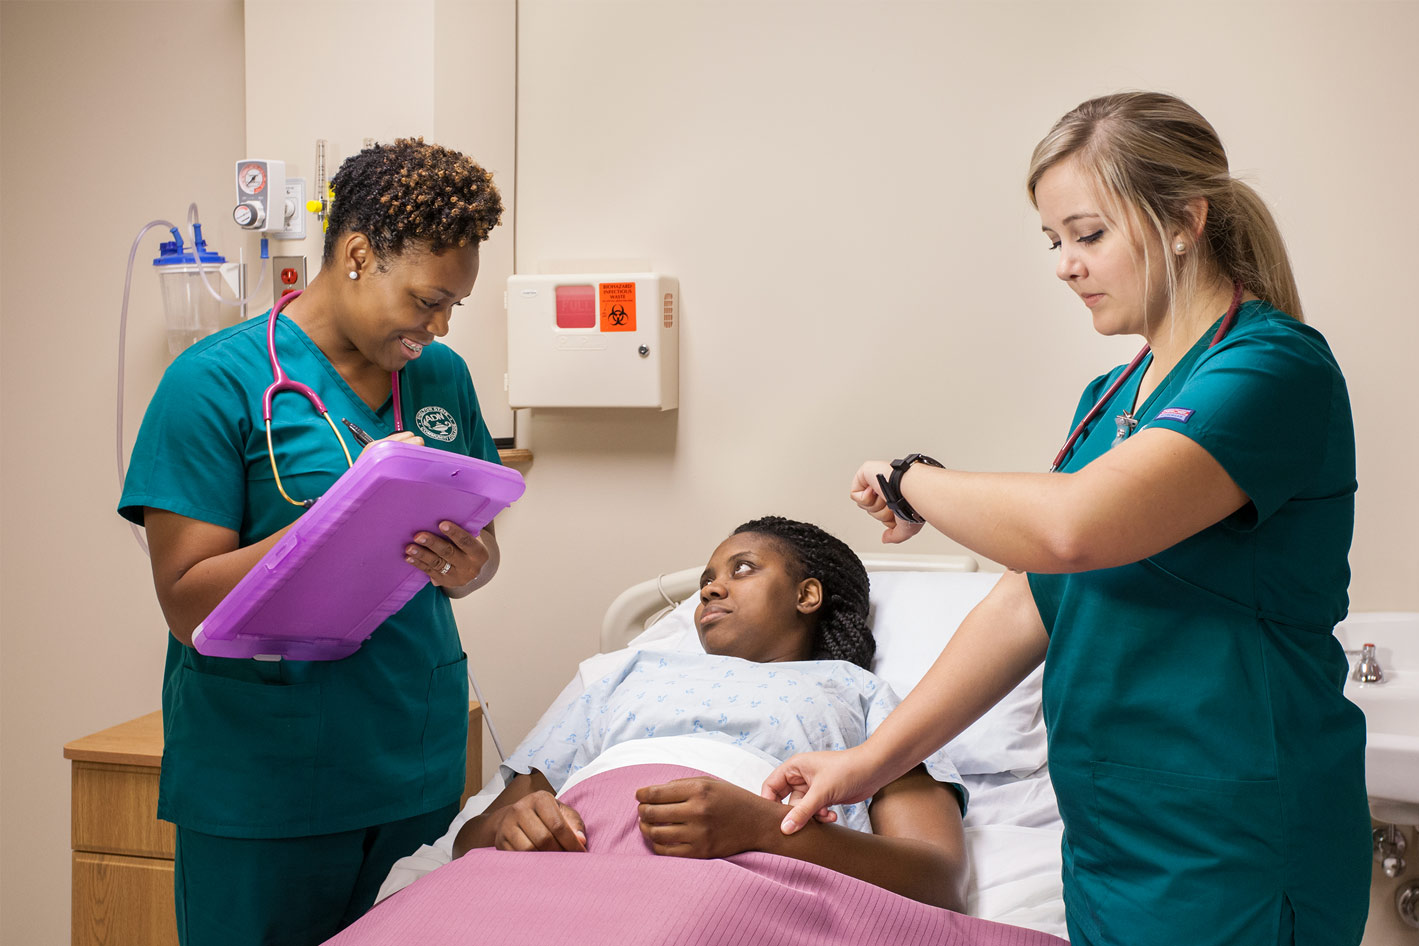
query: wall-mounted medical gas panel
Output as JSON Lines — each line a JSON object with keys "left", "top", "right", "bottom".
{"left": 507, "top": 273, "right": 678, "bottom": 410}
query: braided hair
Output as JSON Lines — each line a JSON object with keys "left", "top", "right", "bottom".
{"left": 731, "top": 516, "right": 874, "bottom": 670}
{"left": 322, "top": 137, "right": 504, "bottom": 266}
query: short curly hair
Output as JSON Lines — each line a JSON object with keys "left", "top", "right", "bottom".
{"left": 322, "top": 137, "right": 504, "bottom": 265}
{"left": 731, "top": 516, "right": 875, "bottom": 670}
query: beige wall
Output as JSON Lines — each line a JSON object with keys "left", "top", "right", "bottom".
{"left": 1, "top": 2, "right": 248, "bottom": 941}
{"left": 486, "top": 0, "right": 1418, "bottom": 758}
{"left": 3, "top": 2, "right": 1417, "bottom": 943}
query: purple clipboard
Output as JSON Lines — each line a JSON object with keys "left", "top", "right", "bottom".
{"left": 192, "top": 440, "right": 526, "bottom": 660}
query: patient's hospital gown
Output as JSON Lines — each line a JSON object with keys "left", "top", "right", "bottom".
{"left": 503, "top": 650, "right": 965, "bottom": 833}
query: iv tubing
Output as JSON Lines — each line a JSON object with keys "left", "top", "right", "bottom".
{"left": 467, "top": 663, "right": 507, "bottom": 762}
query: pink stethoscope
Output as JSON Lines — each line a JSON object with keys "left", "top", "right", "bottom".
{"left": 1048, "top": 282, "right": 1244, "bottom": 473}
{"left": 263, "top": 289, "right": 404, "bottom": 507}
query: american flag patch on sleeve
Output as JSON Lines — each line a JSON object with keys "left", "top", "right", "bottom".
{"left": 1155, "top": 407, "right": 1194, "bottom": 423}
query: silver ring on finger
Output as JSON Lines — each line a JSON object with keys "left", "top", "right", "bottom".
{"left": 440, "top": 560, "right": 452, "bottom": 576}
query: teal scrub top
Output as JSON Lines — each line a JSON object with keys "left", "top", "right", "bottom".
{"left": 1028, "top": 301, "right": 1369, "bottom": 946}
{"left": 120, "top": 314, "right": 501, "bottom": 839}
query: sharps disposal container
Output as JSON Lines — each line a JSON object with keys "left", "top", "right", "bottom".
{"left": 507, "top": 273, "right": 678, "bottom": 410}
{"left": 153, "top": 233, "right": 229, "bottom": 356}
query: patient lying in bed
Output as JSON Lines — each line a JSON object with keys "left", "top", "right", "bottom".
{"left": 453, "top": 515, "right": 968, "bottom": 909}
{"left": 325, "top": 518, "right": 1068, "bottom": 946}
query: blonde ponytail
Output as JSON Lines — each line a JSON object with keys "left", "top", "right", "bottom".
{"left": 1027, "top": 92, "right": 1304, "bottom": 322}
{"left": 1210, "top": 178, "right": 1303, "bottom": 320}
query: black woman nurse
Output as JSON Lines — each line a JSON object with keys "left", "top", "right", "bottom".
{"left": 763, "top": 92, "right": 1369, "bottom": 946}
{"left": 119, "top": 139, "right": 506, "bottom": 946}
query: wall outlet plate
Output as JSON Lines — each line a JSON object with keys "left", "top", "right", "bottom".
{"left": 271, "top": 177, "right": 306, "bottom": 240}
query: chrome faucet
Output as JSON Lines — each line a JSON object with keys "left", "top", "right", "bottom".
{"left": 1375, "top": 824, "right": 1408, "bottom": 879}
{"left": 1350, "top": 643, "right": 1385, "bottom": 684}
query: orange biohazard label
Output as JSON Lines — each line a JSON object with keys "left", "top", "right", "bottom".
{"left": 599, "top": 282, "right": 637, "bottom": 332}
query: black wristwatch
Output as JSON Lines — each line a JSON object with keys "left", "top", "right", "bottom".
{"left": 875, "top": 454, "right": 944, "bottom": 524}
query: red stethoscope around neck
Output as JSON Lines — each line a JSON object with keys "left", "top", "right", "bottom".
{"left": 263, "top": 288, "right": 405, "bottom": 506}
{"left": 1048, "top": 281, "right": 1244, "bottom": 473}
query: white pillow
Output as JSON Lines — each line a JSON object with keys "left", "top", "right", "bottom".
{"left": 868, "top": 571, "right": 1045, "bottom": 777}
{"left": 626, "top": 597, "right": 703, "bottom": 653}
{"left": 629, "top": 570, "right": 1046, "bottom": 778}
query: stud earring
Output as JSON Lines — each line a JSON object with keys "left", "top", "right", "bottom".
{"left": 348, "top": 270, "right": 358, "bottom": 280}
{"left": 1174, "top": 242, "right": 1186, "bottom": 254}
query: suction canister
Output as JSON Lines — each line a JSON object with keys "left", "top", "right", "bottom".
{"left": 152, "top": 227, "right": 230, "bottom": 356}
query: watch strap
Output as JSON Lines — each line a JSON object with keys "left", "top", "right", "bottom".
{"left": 878, "top": 454, "right": 942, "bottom": 524}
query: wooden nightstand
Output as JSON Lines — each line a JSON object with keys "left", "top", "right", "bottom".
{"left": 64, "top": 703, "right": 482, "bottom": 946}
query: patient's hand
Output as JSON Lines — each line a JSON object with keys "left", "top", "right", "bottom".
{"left": 635, "top": 777, "right": 778, "bottom": 859}
{"left": 488, "top": 791, "right": 588, "bottom": 853}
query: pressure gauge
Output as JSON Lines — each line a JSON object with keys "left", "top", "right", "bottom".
{"left": 238, "top": 163, "right": 267, "bottom": 195}
{"left": 232, "top": 159, "right": 289, "bottom": 233}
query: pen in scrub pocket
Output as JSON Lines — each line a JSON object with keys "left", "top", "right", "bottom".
{"left": 340, "top": 418, "right": 374, "bottom": 447}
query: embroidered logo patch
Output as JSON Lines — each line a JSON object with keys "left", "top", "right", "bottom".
{"left": 1155, "top": 407, "right": 1195, "bottom": 423}
{"left": 415, "top": 405, "right": 458, "bottom": 442}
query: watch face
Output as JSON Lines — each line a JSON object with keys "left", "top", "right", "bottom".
{"left": 897, "top": 453, "right": 942, "bottom": 470}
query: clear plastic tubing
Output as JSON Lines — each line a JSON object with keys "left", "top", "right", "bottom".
{"left": 116, "top": 220, "right": 183, "bottom": 554}
{"left": 116, "top": 209, "right": 273, "bottom": 555}
{"left": 187, "top": 202, "right": 271, "bottom": 308}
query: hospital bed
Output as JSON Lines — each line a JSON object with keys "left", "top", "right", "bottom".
{"left": 372, "top": 553, "right": 1069, "bottom": 940}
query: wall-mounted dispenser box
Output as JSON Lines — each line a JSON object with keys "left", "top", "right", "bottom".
{"left": 507, "top": 273, "right": 678, "bottom": 410}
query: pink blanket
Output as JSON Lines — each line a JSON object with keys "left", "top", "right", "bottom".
{"left": 326, "top": 764, "right": 1068, "bottom": 946}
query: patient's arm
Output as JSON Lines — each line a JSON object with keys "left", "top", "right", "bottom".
{"left": 635, "top": 765, "right": 967, "bottom": 912}
{"left": 452, "top": 770, "right": 587, "bottom": 857}
{"left": 767, "top": 571, "right": 1047, "bottom": 834}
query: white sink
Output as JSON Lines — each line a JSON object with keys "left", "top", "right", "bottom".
{"left": 1337, "top": 613, "right": 1419, "bottom": 825}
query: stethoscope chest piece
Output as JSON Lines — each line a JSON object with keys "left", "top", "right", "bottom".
{"left": 1112, "top": 411, "right": 1138, "bottom": 447}
{"left": 1049, "top": 281, "right": 1244, "bottom": 473}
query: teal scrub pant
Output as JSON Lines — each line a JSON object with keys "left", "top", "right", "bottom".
{"left": 173, "top": 803, "right": 458, "bottom": 946}
{"left": 1066, "top": 892, "right": 1296, "bottom": 946}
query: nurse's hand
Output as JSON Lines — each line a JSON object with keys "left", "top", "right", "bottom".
{"left": 761, "top": 747, "right": 883, "bottom": 836}
{"left": 850, "top": 461, "right": 926, "bottom": 544}
{"left": 487, "top": 791, "right": 588, "bottom": 853}
{"left": 406, "top": 521, "right": 491, "bottom": 590}
{"left": 374, "top": 430, "right": 425, "bottom": 448}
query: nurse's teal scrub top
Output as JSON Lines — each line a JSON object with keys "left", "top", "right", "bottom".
{"left": 119, "top": 314, "right": 501, "bottom": 839}
{"left": 1027, "top": 301, "right": 1369, "bottom": 946}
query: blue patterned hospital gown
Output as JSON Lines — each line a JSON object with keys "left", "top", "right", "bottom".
{"left": 502, "top": 650, "right": 964, "bottom": 833}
